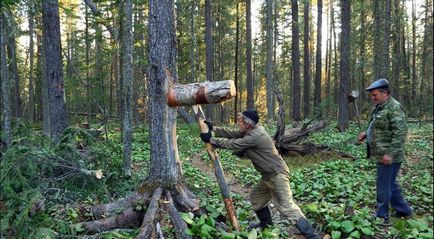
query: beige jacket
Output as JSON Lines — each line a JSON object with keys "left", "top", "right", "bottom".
{"left": 210, "top": 125, "right": 289, "bottom": 180}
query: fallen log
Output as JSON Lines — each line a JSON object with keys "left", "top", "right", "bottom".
{"left": 279, "top": 141, "right": 356, "bottom": 160}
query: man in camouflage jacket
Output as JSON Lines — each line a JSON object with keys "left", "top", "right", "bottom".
{"left": 200, "top": 109, "right": 320, "bottom": 238}
{"left": 358, "top": 78, "right": 413, "bottom": 223}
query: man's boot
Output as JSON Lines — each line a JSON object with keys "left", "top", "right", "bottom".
{"left": 249, "top": 206, "right": 273, "bottom": 230}
{"left": 295, "top": 217, "right": 321, "bottom": 239}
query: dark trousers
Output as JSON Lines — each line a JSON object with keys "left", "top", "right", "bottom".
{"left": 376, "top": 163, "right": 412, "bottom": 220}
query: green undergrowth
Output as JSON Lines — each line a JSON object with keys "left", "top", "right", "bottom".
{"left": 1, "top": 120, "right": 432, "bottom": 239}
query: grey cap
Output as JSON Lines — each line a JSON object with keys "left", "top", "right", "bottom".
{"left": 366, "top": 78, "right": 389, "bottom": 91}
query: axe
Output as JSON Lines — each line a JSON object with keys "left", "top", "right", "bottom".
{"left": 192, "top": 105, "right": 240, "bottom": 231}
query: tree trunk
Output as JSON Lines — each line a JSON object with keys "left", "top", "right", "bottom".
{"left": 303, "top": 0, "right": 311, "bottom": 118}
{"left": 373, "top": 0, "right": 384, "bottom": 79}
{"left": 205, "top": 0, "right": 214, "bottom": 119}
{"left": 5, "top": 13, "right": 22, "bottom": 118}
{"left": 411, "top": 0, "right": 417, "bottom": 107}
{"left": 189, "top": 0, "right": 198, "bottom": 86}
{"left": 337, "top": 0, "right": 350, "bottom": 132}
{"left": 42, "top": 0, "right": 69, "bottom": 140}
{"left": 122, "top": 0, "right": 134, "bottom": 176}
{"left": 314, "top": 0, "right": 322, "bottom": 117}
{"left": 291, "top": 0, "right": 301, "bottom": 121}
{"left": 133, "top": 6, "right": 147, "bottom": 124}
{"left": 1, "top": 12, "right": 12, "bottom": 147}
{"left": 266, "top": 0, "right": 275, "bottom": 120}
{"left": 246, "top": 0, "right": 254, "bottom": 109}
{"left": 28, "top": 3, "right": 35, "bottom": 123}
{"left": 85, "top": 7, "right": 92, "bottom": 124}
{"left": 392, "top": 0, "right": 401, "bottom": 101}
{"left": 234, "top": 3, "right": 240, "bottom": 122}
{"left": 383, "top": 0, "right": 391, "bottom": 78}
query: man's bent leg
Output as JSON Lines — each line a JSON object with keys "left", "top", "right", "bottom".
{"left": 269, "top": 173, "right": 320, "bottom": 239}
{"left": 250, "top": 180, "right": 273, "bottom": 229}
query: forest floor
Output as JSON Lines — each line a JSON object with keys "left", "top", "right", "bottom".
{"left": 1, "top": 121, "right": 432, "bottom": 238}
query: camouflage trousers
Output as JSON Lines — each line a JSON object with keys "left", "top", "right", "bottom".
{"left": 250, "top": 172, "right": 304, "bottom": 224}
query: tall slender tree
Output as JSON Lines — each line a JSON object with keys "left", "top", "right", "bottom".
{"left": 1, "top": 12, "right": 12, "bottom": 147}
{"left": 303, "top": 0, "right": 311, "bottom": 118}
{"left": 5, "top": 13, "right": 22, "bottom": 118}
{"left": 234, "top": 3, "right": 240, "bottom": 122}
{"left": 266, "top": 0, "right": 274, "bottom": 120}
{"left": 246, "top": 0, "right": 254, "bottom": 109}
{"left": 28, "top": 2, "right": 35, "bottom": 122}
{"left": 337, "top": 0, "right": 350, "bottom": 131}
{"left": 314, "top": 0, "right": 322, "bottom": 117}
{"left": 205, "top": 0, "right": 214, "bottom": 118}
{"left": 291, "top": 0, "right": 301, "bottom": 121}
{"left": 122, "top": 0, "right": 133, "bottom": 176}
{"left": 42, "top": 0, "right": 68, "bottom": 140}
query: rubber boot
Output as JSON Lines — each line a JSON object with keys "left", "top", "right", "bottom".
{"left": 295, "top": 217, "right": 321, "bottom": 239}
{"left": 249, "top": 206, "right": 273, "bottom": 230}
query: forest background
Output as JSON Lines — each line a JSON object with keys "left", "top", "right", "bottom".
{"left": 0, "top": 0, "right": 433, "bottom": 238}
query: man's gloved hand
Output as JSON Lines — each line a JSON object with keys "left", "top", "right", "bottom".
{"left": 204, "top": 120, "right": 213, "bottom": 131}
{"left": 200, "top": 132, "right": 212, "bottom": 143}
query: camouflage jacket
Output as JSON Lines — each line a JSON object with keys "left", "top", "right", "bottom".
{"left": 367, "top": 96, "right": 407, "bottom": 163}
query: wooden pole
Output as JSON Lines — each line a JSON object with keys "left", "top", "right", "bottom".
{"left": 197, "top": 116, "right": 240, "bottom": 231}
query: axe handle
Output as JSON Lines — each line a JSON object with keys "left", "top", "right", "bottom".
{"left": 198, "top": 119, "right": 240, "bottom": 231}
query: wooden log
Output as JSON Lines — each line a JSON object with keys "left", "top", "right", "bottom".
{"left": 280, "top": 121, "right": 326, "bottom": 144}
{"left": 82, "top": 207, "right": 144, "bottom": 234}
{"left": 137, "top": 187, "right": 163, "bottom": 239}
{"left": 197, "top": 118, "right": 240, "bottom": 231}
{"left": 167, "top": 191, "right": 193, "bottom": 239}
{"left": 167, "top": 80, "right": 236, "bottom": 107}
{"left": 90, "top": 191, "right": 148, "bottom": 218}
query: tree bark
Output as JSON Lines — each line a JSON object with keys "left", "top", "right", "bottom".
{"left": 291, "top": 0, "right": 301, "bottom": 121}
{"left": 314, "top": 0, "right": 322, "bottom": 117}
{"left": 246, "top": 0, "right": 254, "bottom": 109}
{"left": 148, "top": 0, "right": 182, "bottom": 186}
{"left": 234, "top": 3, "right": 240, "bottom": 122}
{"left": 337, "top": 0, "right": 350, "bottom": 132}
{"left": 42, "top": 0, "right": 69, "bottom": 140}
{"left": 85, "top": 7, "right": 92, "bottom": 124}
{"left": 205, "top": 0, "right": 214, "bottom": 119}
{"left": 28, "top": 5, "right": 35, "bottom": 122}
{"left": 5, "top": 13, "right": 22, "bottom": 118}
{"left": 303, "top": 0, "right": 311, "bottom": 118}
{"left": 411, "top": 0, "right": 417, "bottom": 107}
{"left": 373, "top": 0, "right": 383, "bottom": 79}
{"left": 392, "top": 0, "right": 401, "bottom": 101}
{"left": 122, "top": 0, "right": 134, "bottom": 176}
{"left": 266, "top": 0, "right": 275, "bottom": 120}
{"left": 1, "top": 12, "right": 11, "bottom": 147}
{"left": 167, "top": 80, "right": 235, "bottom": 107}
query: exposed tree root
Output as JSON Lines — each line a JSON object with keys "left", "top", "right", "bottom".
{"left": 83, "top": 207, "right": 145, "bottom": 234}
{"left": 167, "top": 191, "right": 193, "bottom": 239}
{"left": 80, "top": 185, "right": 204, "bottom": 238}
{"left": 137, "top": 188, "right": 163, "bottom": 238}
{"left": 90, "top": 191, "right": 149, "bottom": 219}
